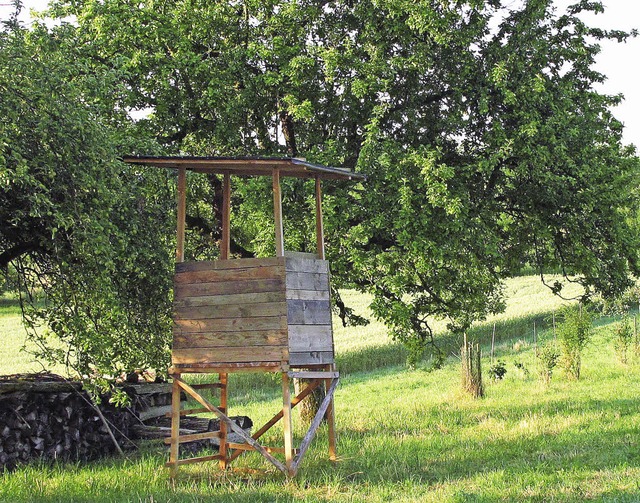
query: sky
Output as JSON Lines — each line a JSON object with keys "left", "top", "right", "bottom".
{"left": 2, "top": 0, "right": 639, "bottom": 147}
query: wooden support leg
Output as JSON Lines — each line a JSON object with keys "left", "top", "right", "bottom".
{"left": 218, "top": 373, "right": 228, "bottom": 470}
{"left": 169, "top": 372, "right": 181, "bottom": 479}
{"left": 282, "top": 372, "right": 294, "bottom": 475}
{"left": 325, "top": 365, "right": 337, "bottom": 461}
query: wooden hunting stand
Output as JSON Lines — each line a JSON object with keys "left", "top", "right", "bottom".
{"left": 123, "top": 156, "right": 364, "bottom": 477}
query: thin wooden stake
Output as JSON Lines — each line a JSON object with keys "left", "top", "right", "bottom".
{"left": 176, "top": 167, "right": 187, "bottom": 263}
{"left": 169, "top": 373, "right": 181, "bottom": 479}
{"left": 218, "top": 373, "right": 228, "bottom": 470}
{"left": 221, "top": 172, "right": 231, "bottom": 260}
{"left": 491, "top": 323, "right": 496, "bottom": 364}
{"left": 315, "top": 176, "right": 325, "bottom": 260}
{"left": 273, "top": 168, "right": 284, "bottom": 257}
{"left": 282, "top": 373, "right": 294, "bottom": 473}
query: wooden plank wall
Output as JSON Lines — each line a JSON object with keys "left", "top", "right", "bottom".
{"left": 172, "top": 258, "right": 289, "bottom": 367}
{"left": 285, "top": 255, "right": 334, "bottom": 366}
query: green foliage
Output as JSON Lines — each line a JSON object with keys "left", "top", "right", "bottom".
{"left": 0, "top": 15, "right": 175, "bottom": 385}
{"left": 3, "top": 0, "right": 639, "bottom": 372}
{"left": 556, "top": 305, "right": 593, "bottom": 380}
{"left": 613, "top": 315, "right": 634, "bottom": 364}
{"left": 536, "top": 341, "right": 560, "bottom": 384}
{"left": 488, "top": 360, "right": 507, "bottom": 381}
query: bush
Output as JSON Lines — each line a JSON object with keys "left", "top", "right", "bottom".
{"left": 614, "top": 315, "right": 634, "bottom": 364}
{"left": 488, "top": 361, "right": 507, "bottom": 381}
{"left": 537, "top": 342, "right": 560, "bottom": 384}
{"left": 556, "top": 304, "right": 593, "bottom": 380}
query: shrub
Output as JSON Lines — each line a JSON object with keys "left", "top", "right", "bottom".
{"left": 488, "top": 361, "right": 507, "bottom": 381}
{"left": 614, "top": 315, "right": 634, "bottom": 364}
{"left": 556, "top": 304, "right": 593, "bottom": 380}
{"left": 537, "top": 342, "right": 560, "bottom": 384}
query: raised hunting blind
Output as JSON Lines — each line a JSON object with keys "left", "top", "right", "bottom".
{"left": 123, "top": 156, "right": 365, "bottom": 477}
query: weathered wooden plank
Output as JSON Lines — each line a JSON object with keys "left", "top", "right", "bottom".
{"left": 288, "top": 328, "right": 334, "bottom": 352}
{"left": 175, "top": 301, "right": 286, "bottom": 320}
{"left": 176, "top": 257, "right": 285, "bottom": 272}
{"left": 285, "top": 272, "right": 329, "bottom": 291}
{"left": 172, "top": 346, "right": 288, "bottom": 365}
{"left": 173, "top": 316, "right": 287, "bottom": 334}
{"left": 285, "top": 289, "right": 330, "bottom": 301}
{"left": 287, "top": 299, "right": 331, "bottom": 325}
{"left": 285, "top": 257, "right": 329, "bottom": 274}
{"left": 174, "top": 278, "right": 284, "bottom": 299}
{"left": 174, "top": 291, "right": 286, "bottom": 308}
{"left": 288, "top": 324, "right": 332, "bottom": 339}
{"left": 173, "top": 330, "right": 288, "bottom": 349}
{"left": 284, "top": 251, "right": 318, "bottom": 260}
{"left": 170, "top": 362, "right": 284, "bottom": 374}
{"left": 287, "top": 371, "right": 339, "bottom": 379}
{"left": 174, "top": 265, "right": 285, "bottom": 285}
{"left": 289, "top": 351, "right": 334, "bottom": 366}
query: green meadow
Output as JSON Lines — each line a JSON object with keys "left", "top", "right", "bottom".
{"left": 1, "top": 277, "right": 639, "bottom": 502}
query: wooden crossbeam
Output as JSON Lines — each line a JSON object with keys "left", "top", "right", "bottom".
{"left": 163, "top": 430, "right": 221, "bottom": 445}
{"left": 172, "top": 375, "right": 289, "bottom": 475}
{"left": 287, "top": 371, "right": 339, "bottom": 379}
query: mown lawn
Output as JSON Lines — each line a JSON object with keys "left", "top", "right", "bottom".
{"left": 1, "top": 278, "right": 639, "bottom": 502}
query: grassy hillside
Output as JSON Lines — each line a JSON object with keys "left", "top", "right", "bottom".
{"left": 1, "top": 277, "right": 639, "bottom": 502}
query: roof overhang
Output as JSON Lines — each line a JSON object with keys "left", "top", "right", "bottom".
{"left": 122, "top": 156, "right": 366, "bottom": 181}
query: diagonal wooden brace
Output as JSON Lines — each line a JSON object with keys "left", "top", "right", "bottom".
{"left": 290, "top": 377, "right": 339, "bottom": 476}
{"left": 227, "top": 376, "right": 323, "bottom": 464}
{"left": 172, "top": 375, "right": 289, "bottom": 475}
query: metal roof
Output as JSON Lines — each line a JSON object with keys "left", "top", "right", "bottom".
{"left": 122, "top": 156, "right": 366, "bottom": 181}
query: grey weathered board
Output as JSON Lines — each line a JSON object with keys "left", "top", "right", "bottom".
{"left": 171, "top": 255, "right": 334, "bottom": 368}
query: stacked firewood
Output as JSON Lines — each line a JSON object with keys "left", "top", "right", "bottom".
{"left": 0, "top": 375, "right": 134, "bottom": 471}
{"left": 0, "top": 375, "right": 253, "bottom": 471}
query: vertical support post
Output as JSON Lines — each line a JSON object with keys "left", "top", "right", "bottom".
{"left": 314, "top": 176, "right": 325, "bottom": 260}
{"left": 282, "top": 372, "right": 294, "bottom": 474}
{"left": 325, "top": 364, "right": 337, "bottom": 461}
{"left": 273, "top": 168, "right": 285, "bottom": 257}
{"left": 176, "top": 167, "right": 187, "bottom": 263}
{"left": 221, "top": 172, "right": 231, "bottom": 260}
{"left": 169, "top": 372, "right": 181, "bottom": 479}
{"left": 218, "top": 372, "right": 228, "bottom": 469}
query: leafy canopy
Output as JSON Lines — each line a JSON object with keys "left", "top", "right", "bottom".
{"left": 3, "top": 0, "right": 639, "bottom": 372}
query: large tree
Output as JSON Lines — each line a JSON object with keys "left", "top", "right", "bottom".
{"left": 0, "top": 10, "right": 175, "bottom": 385}
{"left": 9, "top": 0, "right": 640, "bottom": 370}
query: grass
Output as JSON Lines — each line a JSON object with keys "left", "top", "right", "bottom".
{"left": 1, "top": 277, "right": 640, "bottom": 501}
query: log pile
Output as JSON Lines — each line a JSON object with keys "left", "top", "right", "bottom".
{"left": 0, "top": 374, "right": 253, "bottom": 471}
{"left": 0, "top": 374, "right": 135, "bottom": 471}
